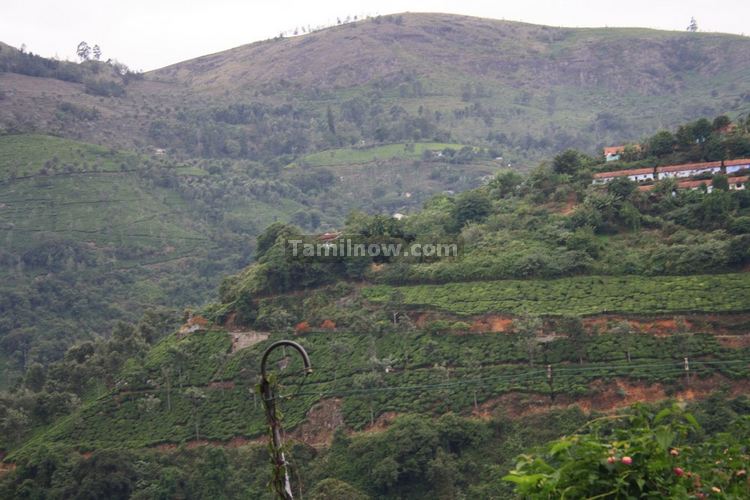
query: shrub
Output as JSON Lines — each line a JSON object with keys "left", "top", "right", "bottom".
{"left": 504, "top": 405, "right": 750, "bottom": 498}
{"left": 84, "top": 79, "right": 126, "bottom": 97}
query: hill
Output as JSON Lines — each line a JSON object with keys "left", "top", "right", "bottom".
{"left": 2, "top": 116, "right": 750, "bottom": 497}
{"left": 2, "top": 13, "right": 750, "bottom": 497}
{"left": 2, "top": 16, "right": 750, "bottom": 361}
{"left": 3, "top": 13, "right": 750, "bottom": 166}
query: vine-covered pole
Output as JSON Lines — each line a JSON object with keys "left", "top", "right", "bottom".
{"left": 260, "top": 340, "right": 312, "bottom": 500}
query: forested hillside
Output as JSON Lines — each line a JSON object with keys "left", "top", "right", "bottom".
{"left": 2, "top": 112, "right": 750, "bottom": 497}
{"left": 3, "top": 13, "right": 750, "bottom": 377}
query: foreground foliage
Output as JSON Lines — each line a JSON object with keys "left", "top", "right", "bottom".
{"left": 505, "top": 405, "right": 750, "bottom": 499}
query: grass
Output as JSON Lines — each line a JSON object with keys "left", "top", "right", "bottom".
{"left": 363, "top": 273, "right": 750, "bottom": 316}
{"left": 291, "top": 142, "right": 469, "bottom": 167}
{"left": 0, "top": 173, "right": 203, "bottom": 252}
{"left": 0, "top": 134, "right": 134, "bottom": 178}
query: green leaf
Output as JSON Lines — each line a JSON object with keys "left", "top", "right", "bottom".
{"left": 550, "top": 438, "right": 574, "bottom": 455}
{"left": 636, "top": 478, "right": 645, "bottom": 491}
{"left": 654, "top": 428, "right": 675, "bottom": 451}
{"left": 684, "top": 413, "right": 701, "bottom": 431}
{"left": 502, "top": 473, "right": 546, "bottom": 486}
{"left": 654, "top": 408, "right": 672, "bottom": 424}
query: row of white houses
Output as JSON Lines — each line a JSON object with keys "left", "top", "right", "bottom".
{"left": 638, "top": 176, "right": 749, "bottom": 194}
{"left": 592, "top": 158, "right": 750, "bottom": 185}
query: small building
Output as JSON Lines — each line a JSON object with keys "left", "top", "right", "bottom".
{"left": 592, "top": 167, "right": 654, "bottom": 185}
{"left": 656, "top": 161, "right": 722, "bottom": 180}
{"left": 638, "top": 176, "right": 747, "bottom": 194}
{"left": 392, "top": 213, "right": 406, "bottom": 220}
{"left": 729, "top": 176, "right": 749, "bottom": 190}
{"left": 677, "top": 178, "right": 714, "bottom": 193}
{"left": 603, "top": 144, "right": 640, "bottom": 162}
{"left": 725, "top": 158, "right": 750, "bottom": 175}
{"left": 318, "top": 231, "right": 341, "bottom": 242}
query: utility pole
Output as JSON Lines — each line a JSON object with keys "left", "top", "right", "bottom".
{"left": 547, "top": 364, "right": 555, "bottom": 401}
{"left": 260, "top": 340, "right": 312, "bottom": 500}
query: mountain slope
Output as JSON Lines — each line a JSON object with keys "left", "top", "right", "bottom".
{"left": 152, "top": 13, "right": 750, "bottom": 94}
{"left": 3, "top": 13, "right": 750, "bottom": 166}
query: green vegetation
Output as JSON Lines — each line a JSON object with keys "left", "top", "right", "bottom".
{"left": 2, "top": 19, "right": 750, "bottom": 497}
{"left": 505, "top": 405, "right": 750, "bottom": 498}
{"left": 364, "top": 273, "right": 750, "bottom": 316}
{"left": 3, "top": 396, "right": 750, "bottom": 499}
{"left": 5, "top": 14, "right": 750, "bottom": 167}
{"left": 0, "top": 134, "right": 134, "bottom": 177}
{"left": 293, "top": 142, "right": 469, "bottom": 167}
{"left": 7, "top": 319, "right": 750, "bottom": 459}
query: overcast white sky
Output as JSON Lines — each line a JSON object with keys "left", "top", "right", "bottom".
{"left": 2, "top": 0, "right": 748, "bottom": 71}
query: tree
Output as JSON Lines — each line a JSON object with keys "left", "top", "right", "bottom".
{"left": 488, "top": 170, "right": 523, "bottom": 198}
{"left": 513, "top": 315, "right": 543, "bottom": 367}
{"left": 255, "top": 222, "right": 296, "bottom": 261}
{"left": 452, "top": 190, "right": 492, "bottom": 229}
{"left": 713, "top": 114, "right": 731, "bottom": 131}
{"left": 692, "top": 118, "right": 713, "bottom": 143}
{"left": 24, "top": 362, "right": 46, "bottom": 392}
{"left": 552, "top": 149, "right": 587, "bottom": 175}
{"left": 712, "top": 173, "right": 729, "bottom": 191}
{"left": 610, "top": 320, "right": 635, "bottom": 362}
{"left": 76, "top": 41, "right": 91, "bottom": 61}
{"left": 385, "top": 289, "right": 405, "bottom": 325}
{"left": 0, "top": 408, "right": 30, "bottom": 447}
{"left": 92, "top": 44, "right": 102, "bottom": 61}
{"left": 607, "top": 176, "right": 637, "bottom": 200}
{"left": 687, "top": 17, "right": 698, "bottom": 32}
{"left": 353, "top": 371, "right": 384, "bottom": 426}
{"left": 649, "top": 130, "right": 675, "bottom": 156}
{"left": 676, "top": 124, "right": 696, "bottom": 149}
{"left": 184, "top": 387, "right": 206, "bottom": 440}
{"left": 326, "top": 105, "right": 336, "bottom": 135}
{"left": 560, "top": 316, "right": 587, "bottom": 364}
{"left": 1, "top": 329, "right": 34, "bottom": 369}
{"left": 65, "top": 450, "right": 137, "bottom": 499}
{"left": 310, "top": 478, "right": 369, "bottom": 500}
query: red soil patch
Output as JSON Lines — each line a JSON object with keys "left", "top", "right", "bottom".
{"left": 295, "top": 321, "right": 311, "bottom": 334}
{"left": 153, "top": 442, "right": 178, "bottom": 452}
{"left": 291, "top": 398, "right": 345, "bottom": 447}
{"left": 0, "top": 462, "right": 16, "bottom": 476}
{"left": 413, "top": 313, "right": 430, "bottom": 328}
{"left": 582, "top": 316, "right": 684, "bottom": 335}
{"left": 177, "top": 314, "right": 210, "bottom": 337}
{"left": 320, "top": 319, "right": 337, "bottom": 330}
{"left": 474, "top": 375, "right": 750, "bottom": 420}
{"left": 361, "top": 411, "right": 399, "bottom": 434}
{"left": 715, "top": 335, "right": 750, "bottom": 348}
{"left": 230, "top": 330, "right": 269, "bottom": 353}
{"left": 560, "top": 192, "right": 579, "bottom": 215}
{"left": 208, "top": 380, "right": 235, "bottom": 389}
{"left": 152, "top": 435, "right": 264, "bottom": 453}
{"left": 471, "top": 315, "right": 514, "bottom": 333}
